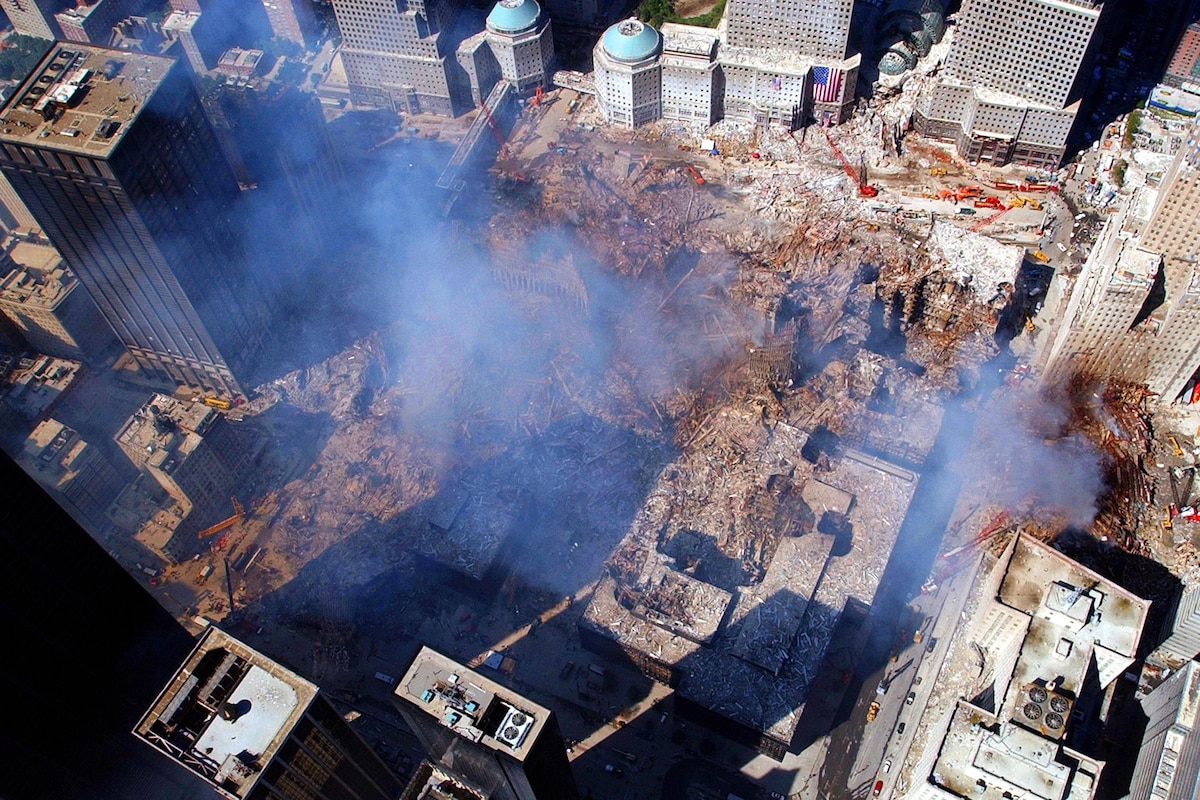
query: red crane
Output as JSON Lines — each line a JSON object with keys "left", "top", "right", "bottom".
{"left": 970, "top": 207, "right": 1010, "bottom": 232}
{"left": 824, "top": 131, "right": 878, "bottom": 197}
{"left": 479, "top": 101, "right": 527, "bottom": 182}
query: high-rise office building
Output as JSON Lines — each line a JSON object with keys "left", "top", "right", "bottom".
{"left": 55, "top": 0, "right": 154, "bottom": 43}
{"left": 723, "top": 0, "right": 851, "bottom": 58}
{"left": 1042, "top": 124, "right": 1200, "bottom": 403}
{"left": 136, "top": 626, "right": 406, "bottom": 800}
{"left": 1126, "top": 661, "right": 1200, "bottom": 800}
{"left": 1165, "top": 21, "right": 1200, "bottom": 92}
{"left": 718, "top": 0, "right": 859, "bottom": 125}
{"left": 0, "top": 446, "right": 220, "bottom": 800}
{"left": 916, "top": 0, "right": 1104, "bottom": 167}
{"left": 0, "top": 248, "right": 114, "bottom": 362}
{"left": 0, "top": 0, "right": 64, "bottom": 39}
{"left": 330, "top": 0, "right": 469, "bottom": 115}
{"left": 261, "top": 0, "right": 314, "bottom": 46}
{"left": 394, "top": 646, "right": 579, "bottom": 800}
{"left": 0, "top": 44, "right": 274, "bottom": 399}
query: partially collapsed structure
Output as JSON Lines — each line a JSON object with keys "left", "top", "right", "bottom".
{"left": 580, "top": 412, "right": 918, "bottom": 759}
{"left": 904, "top": 534, "right": 1149, "bottom": 800}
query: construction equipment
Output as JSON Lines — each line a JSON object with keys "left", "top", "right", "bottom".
{"left": 867, "top": 701, "right": 880, "bottom": 722}
{"left": 1032, "top": 250, "right": 1049, "bottom": 262}
{"left": 198, "top": 497, "right": 244, "bottom": 539}
{"left": 824, "top": 131, "right": 878, "bottom": 197}
{"left": 970, "top": 207, "right": 1009, "bottom": 232}
{"left": 479, "top": 100, "right": 527, "bottom": 182}
{"left": 203, "top": 397, "right": 231, "bottom": 410}
{"left": 993, "top": 181, "right": 1018, "bottom": 191}
{"left": 973, "top": 196, "right": 1004, "bottom": 210}
{"left": 224, "top": 556, "right": 238, "bottom": 624}
{"left": 929, "top": 167, "right": 947, "bottom": 176}
{"left": 531, "top": 85, "right": 543, "bottom": 107}
{"left": 923, "top": 512, "right": 1009, "bottom": 593}
{"left": 1169, "top": 435, "right": 1184, "bottom": 456}
{"left": 685, "top": 164, "right": 705, "bottom": 185}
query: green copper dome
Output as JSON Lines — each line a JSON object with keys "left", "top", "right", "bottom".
{"left": 601, "top": 19, "right": 661, "bottom": 63}
{"left": 486, "top": 0, "right": 541, "bottom": 33}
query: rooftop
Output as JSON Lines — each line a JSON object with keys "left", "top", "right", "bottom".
{"left": 2, "top": 354, "right": 79, "bottom": 419}
{"left": 396, "top": 646, "right": 550, "bottom": 761}
{"left": 0, "top": 43, "right": 175, "bottom": 158}
{"left": 0, "top": 262, "right": 75, "bottom": 310}
{"left": 933, "top": 701, "right": 1101, "bottom": 800}
{"left": 115, "top": 394, "right": 218, "bottom": 473}
{"left": 134, "top": 627, "right": 319, "bottom": 799}
{"left": 998, "top": 534, "right": 1148, "bottom": 697}
{"left": 661, "top": 22, "right": 719, "bottom": 58}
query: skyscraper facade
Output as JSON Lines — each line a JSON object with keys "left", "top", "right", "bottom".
{"left": 1127, "top": 661, "right": 1200, "bottom": 800}
{"left": 0, "top": 0, "right": 63, "bottom": 39}
{"left": 261, "top": 0, "right": 314, "bottom": 46}
{"left": 916, "top": 0, "right": 1103, "bottom": 167}
{"left": 722, "top": 0, "right": 851, "bottom": 59}
{"left": 0, "top": 44, "right": 274, "bottom": 399}
{"left": 1042, "top": 124, "right": 1200, "bottom": 403}
{"left": 0, "top": 447, "right": 219, "bottom": 800}
{"left": 717, "top": 0, "right": 859, "bottom": 125}
{"left": 330, "top": 0, "right": 469, "bottom": 115}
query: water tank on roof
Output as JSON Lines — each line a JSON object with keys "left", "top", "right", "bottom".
{"left": 601, "top": 19, "right": 662, "bottom": 63}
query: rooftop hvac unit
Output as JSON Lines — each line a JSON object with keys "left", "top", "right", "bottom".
{"left": 1015, "top": 682, "right": 1073, "bottom": 739}
{"left": 495, "top": 705, "right": 535, "bottom": 749}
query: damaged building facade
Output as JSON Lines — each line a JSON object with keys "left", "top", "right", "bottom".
{"left": 595, "top": 0, "right": 859, "bottom": 130}
{"left": 1042, "top": 122, "right": 1200, "bottom": 403}
{"left": 915, "top": 0, "right": 1104, "bottom": 168}
{"left": 905, "top": 534, "right": 1149, "bottom": 800}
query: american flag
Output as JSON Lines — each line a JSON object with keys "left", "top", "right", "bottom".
{"left": 813, "top": 66, "right": 842, "bottom": 104}
{"left": 771, "top": 76, "right": 782, "bottom": 91}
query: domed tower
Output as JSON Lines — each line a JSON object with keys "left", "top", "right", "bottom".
{"left": 484, "top": 0, "right": 554, "bottom": 94}
{"left": 593, "top": 18, "right": 663, "bottom": 128}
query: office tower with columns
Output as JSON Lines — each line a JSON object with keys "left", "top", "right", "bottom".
{"left": 0, "top": 43, "right": 274, "bottom": 399}
{"left": 330, "top": 0, "right": 470, "bottom": 115}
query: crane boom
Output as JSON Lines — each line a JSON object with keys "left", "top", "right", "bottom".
{"left": 824, "top": 131, "right": 877, "bottom": 197}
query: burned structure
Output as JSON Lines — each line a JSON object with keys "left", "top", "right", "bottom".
{"left": 904, "top": 534, "right": 1149, "bottom": 800}
{"left": 114, "top": 394, "right": 252, "bottom": 561}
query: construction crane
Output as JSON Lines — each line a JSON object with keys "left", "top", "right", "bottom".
{"left": 970, "top": 207, "right": 1010, "bottom": 232}
{"left": 224, "top": 556, "right": 238, "bottom": 625}
{"left": 198, "top": 497, "right": 244, "bottom": 539}
{"left": 479, "top": 100, "right": 527, "bottom": 182}
{"left": 922, "top": 511, "right": 1009, "bottom": 593}
{"left": 824, "top": 131, "right": 878, "bottom": 197}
